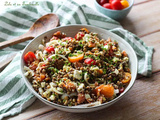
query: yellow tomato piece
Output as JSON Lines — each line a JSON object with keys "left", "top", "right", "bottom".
{"left": 68, "top": 54, "right": 84, "bottom": 63}
{"left": 121, "top": 72, "right": 131, "bottom": 84}
{"left": 121, "top": 0, "right": 129, "bottom": 9}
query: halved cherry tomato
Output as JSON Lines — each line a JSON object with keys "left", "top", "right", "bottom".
{"left": 121, "top": 72, "right": 131, "bottom": 84}
{"left": 45, "top": 46, "right": 55, "bottom": 53}
{"left": 111, "top": 0, "right": 123, "bottom": 10}
{"left": 75, "top": 32, "right": 85, "bottom": 40}
{"left": 99, "top": 0, "right": 108, "bottom": 5}
{"left": 68, "top": 54, "right": 84, "bottom": 63}
{"left": 84, "top": 58, "right": 96, "bottom": 65}
{"left": 63, "top": 37, "right": 74, "bottom": 41}
{"left": 24, "top": 51, "right": 36, "bottom": 64}
{"left": 102, "top": 3, "right": 112, "bottom": 9}
{"left": 100, "top": 84, "right": 114, "bottom": 98}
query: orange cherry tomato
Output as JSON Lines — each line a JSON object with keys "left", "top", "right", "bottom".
{"left": 24, "top": 51, "right": 36, "bottom": 64}
{"left": 121, "top": 72, "right": 131, "bottom": 84}
{"left": 68, "top": 54, "right": 84, "bottom": 63}
{"left": 121, "top": 0, "right": 129, "bottom": 9}
{"left": 101, "top": 84, "right": 114, "bottom": 98}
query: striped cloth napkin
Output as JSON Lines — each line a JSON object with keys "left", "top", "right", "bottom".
{"left": 0, "top": 0, "right": 153, "bottom": 119}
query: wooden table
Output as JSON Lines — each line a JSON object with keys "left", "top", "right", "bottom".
{"left": 4, "top": 0, "right": 160, "bottom": 120}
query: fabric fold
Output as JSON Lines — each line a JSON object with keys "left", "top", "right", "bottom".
{"left": 0, "top": 0, "right": 154, "bottom": 119}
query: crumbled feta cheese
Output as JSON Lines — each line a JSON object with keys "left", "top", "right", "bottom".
{"left": 38, "top": 44, "right": 44, "bottom": 50}
{"left": 114, "top": 89, "right": 119, "bottom": 95}
{"left": 73, "top": 70, "right": 82, "bottom": 80}
{"left": 50, "top": 95, "right": 55, "bottom": 100}
{"left": 113, "top": 57, "right": 119, "bottom": 62}
{"left": 77, "top": 83, "right": 85, "bottom": 92}
{"left": 24, "top": 66, "right": 34, "bottom": 78}
{"left": 55, "top": 48, "right": 59, "bottom": 54}
{"left": 63, "top": 65, "right": 70, "bottom": 72}
{"left": 83, "top": 34, "right": 91, "bottom": 42}
{"left": 103, "top": 44, "right": 110, "bottom": 50}
{"left": 123, "top": 57, "right": 129, "bottom": 62}
{"left": 114, "top": 69, "right": 119, "bottom": 75}
{"left": 41, "top": 82, "right": 46, "bottom": 88}
{"left": 84, "top": 72, "right": 89, "bottom": 82}
{"left": 90, "top": 66, "right": 99, "bottom": 71}
{"left": 114, "top": 50, "right": 122, "bottom": 57}
{"left": 85, "top": 94, "right": 91, "bottom": 99}
{"left": 39, "top": 88, "right": 44, "bottom": 95}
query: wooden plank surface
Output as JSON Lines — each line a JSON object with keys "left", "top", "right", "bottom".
{"left": 121, "top": 0, "right": 160, "bottom": 37}
{"left": 4, "top": 0, "right": 160, "bottom": 120}
{"left": 27, "top": 73, "right": 160, "bottom": 120}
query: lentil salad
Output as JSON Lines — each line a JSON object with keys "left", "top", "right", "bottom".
{"left": 24, "top": 28, "right": 131, "bottom": 106}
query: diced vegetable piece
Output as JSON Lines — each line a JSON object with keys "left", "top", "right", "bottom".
{"left": 77, "top": 93, "right": 85, "bottom": 104}
{"left": 75, "top": 32, "right": 85, "bottom": 40}
{"left": 45, "top": 46, "right": 55, "bottom": 53}
{"left": 84, "top": 58, "right": 96, "bottom": 65}
{"left": 101, "top": 84, "right": 114, "bottom": 98}
{"left": 121, "top": 72, "right": 131, "bottom": 84}
{"left": 80, "top": 28, "right": 89, "bottom": 33}
{"left": 121, "top": 0, "right": 129, "bottom": 9}
{"left": 88, "top": 41, "right": 96, "bottom": 48}
{"left": 24, "top": 51, "right": 36, "bottom": 64}
{"left": 68, "top": 54, "right": 84, "bottom": 63}
{"left": 63, "top": 37, "right": 74, "bottom": 41}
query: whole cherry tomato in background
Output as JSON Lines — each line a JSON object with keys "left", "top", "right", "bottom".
{"left": 111, "top": 0, "right": 123, "bottom": 10}
{"left": 99, "top": 0, "right": 109, "bottom": 5}
{"left": 99, "top": 0, "right": 129, "bottom": 10}
{"left": 102, "top": 3, "right": 112, "bottom": 9}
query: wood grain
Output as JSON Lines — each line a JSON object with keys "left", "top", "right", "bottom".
{"left": 120, "top": 0, "right": 160, "bottom": 37}
{"left": 26, "top": 72, "right": 160, "bottom": 120}
{"left": 4, "top": 0, "right": 160, "bottom": 120}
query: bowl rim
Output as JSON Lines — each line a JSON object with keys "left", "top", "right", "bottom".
{"left": 20, "top": 24, "right": 138, "bottom": 110}
{"left": 94, "top": 0, "right": 134, "bottom": 12}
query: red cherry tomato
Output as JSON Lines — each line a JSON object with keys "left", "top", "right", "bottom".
{"left": 24, "top": 51, "right": 36, "bottom": 64}
{"left": 109, "top": 0, "right": 120, "bottom": 4}
{"left": 63, "top": 37, "right": 74, "bottom": 41}
{"left": 45, "top": 46, "right": 55, "bottom": 53}
{"left": 84, "top": 58, "right": 96, "bottom": 65}
{"left": 119, "top": 87, "right": 124, "bottom": 93}
{"left": 111, "top": 0, "right": 123, "bottom": 10}
{"left": 99, "top": 0, "right": 109, "bottom": 5}
{"left": 75, "top": 32, "right": 85, "bottom": 40}
{"left": 102, "top": 3, "right": 112, "bottom": 9}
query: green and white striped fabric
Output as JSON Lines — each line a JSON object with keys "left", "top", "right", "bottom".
{"left": 0, "top": 0, "right": 153, "bottom": 119}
